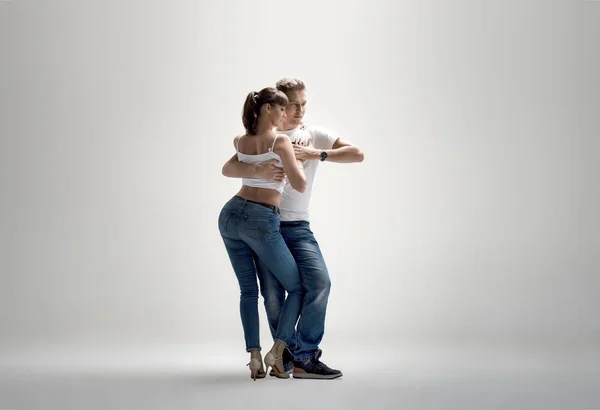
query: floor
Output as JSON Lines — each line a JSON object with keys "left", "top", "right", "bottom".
{"left": 1, "top": 344, "right": 599, "bottom": 410}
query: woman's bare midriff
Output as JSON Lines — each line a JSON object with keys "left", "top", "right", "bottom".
{"left": 236, "top": 185, "right": 281, "bottom": 208}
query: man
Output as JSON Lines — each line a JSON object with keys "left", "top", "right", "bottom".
{"left": 222, "top": 78, "right": 364, "bottom": 379}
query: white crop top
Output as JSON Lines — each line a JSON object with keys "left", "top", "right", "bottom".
{"left": 236, "top": 135, "right": 286, "bottom": 193}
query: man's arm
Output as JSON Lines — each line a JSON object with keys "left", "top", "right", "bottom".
{"left": 293, "top": 138, "right": 364, "bottom": 163}
{"left": 221, "top": 154, "right": 286, "bottom": 181}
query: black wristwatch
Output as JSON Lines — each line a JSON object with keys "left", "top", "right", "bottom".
{"left": 320, "top": 150, "right": 328, "bottom": 162}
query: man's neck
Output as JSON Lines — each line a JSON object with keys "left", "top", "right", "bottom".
{"left": 277, "top": 122, "right": 301, "bottom": 132}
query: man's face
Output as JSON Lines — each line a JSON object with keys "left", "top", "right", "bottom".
{"left": 282, "top": 89, "right": 307, "bottom": 129}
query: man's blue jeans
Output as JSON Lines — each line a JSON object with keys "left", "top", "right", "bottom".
{"left": 256, "top": 221, "right": 331, "bottom": 361}
{"left": 218, "top": 196, "right": 305, "bottom": 352}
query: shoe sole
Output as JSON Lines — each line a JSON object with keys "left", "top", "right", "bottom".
{"left": 292, "top": 370, "right": 343, "bottom": 380}
{"left": 268, "top": 369, "right": 293, "bottom": 377}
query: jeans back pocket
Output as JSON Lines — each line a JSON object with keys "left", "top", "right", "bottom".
{"left": 244, "top": 211, "right": 279, "bottom": 241}
{"left": 218, "top": 209, "right": 234, "bottom": 235}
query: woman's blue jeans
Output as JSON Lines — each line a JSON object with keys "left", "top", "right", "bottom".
{"left": 218, "top": 196, "right": 305, "bottom": 351}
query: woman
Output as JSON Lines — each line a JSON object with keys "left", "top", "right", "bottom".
{"left": 218, "top": 87, "right": 307, "bottom": 380}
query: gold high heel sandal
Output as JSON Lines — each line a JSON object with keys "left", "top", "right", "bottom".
{"left": 247, "top": 357, "right": 266, "bottom": 381}
{"left": 264, "top": 351, "right": 289, "bottom": 379}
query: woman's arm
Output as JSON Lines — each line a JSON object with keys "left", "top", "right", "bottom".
{"left": 274, "top": 135, "right": 307, "bottom": 193}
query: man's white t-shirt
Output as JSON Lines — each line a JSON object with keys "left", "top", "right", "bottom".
{"left": 276, "top": 125, "right": 338, "bottom": 222}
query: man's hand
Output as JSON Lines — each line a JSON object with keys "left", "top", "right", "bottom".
{"left": 256, "top": 160, "right": 286, "bottom": 182}
{"left": 293, "top": 141, "right": 320, "bottom": 161}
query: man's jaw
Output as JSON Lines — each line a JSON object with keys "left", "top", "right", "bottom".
{"left": 279, "top": 118, "right": 302, "bottom": 131}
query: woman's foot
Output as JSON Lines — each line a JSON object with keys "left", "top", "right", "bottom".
{"left": 268, "top": 346, "right": 293, "bottom": 376}
{"left": 247, "top": 351, "right": 266, "bottom": 381}
{"left": 264, "top": 341, "right": 290, "bottom": 379}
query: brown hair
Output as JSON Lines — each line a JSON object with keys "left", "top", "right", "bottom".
{"left": 242, "top": 87, "right": 288, "bottom": 135}
{"left": 275, "top": 78, "right": 306, "bottom": 96}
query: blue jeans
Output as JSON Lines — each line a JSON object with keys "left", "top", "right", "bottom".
{"left": 256, "top": 221, "right": 331, "bottom": 361}
{"left": 218, "top": 196, "right": 305, "bottom": 352}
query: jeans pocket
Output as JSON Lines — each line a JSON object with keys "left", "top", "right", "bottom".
{"left": 245, "top": 212, "right": 278, "bottom": 241}
{"left": 218, "top": 210, "right": 233, "bottom": 234}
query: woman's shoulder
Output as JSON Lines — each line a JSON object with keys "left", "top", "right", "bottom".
{"left": 233, "top": 133, "right": 247, "bottom": 145}
{"left": 274, "top": 133, "right": 291, "bottom": 143}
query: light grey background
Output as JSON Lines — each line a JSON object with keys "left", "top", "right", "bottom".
{"left": 0, "top": 1, "right": 599, "bottom": 408}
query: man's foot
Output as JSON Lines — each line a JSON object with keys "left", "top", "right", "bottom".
{"left": 292, "top": 349, "right": 342, "bottom": 380}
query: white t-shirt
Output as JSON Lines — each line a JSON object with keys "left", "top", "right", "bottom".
{"left": 276, "top": 125, "right": 338, "bottom": 222}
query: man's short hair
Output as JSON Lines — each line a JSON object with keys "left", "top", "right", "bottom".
{"left": 276, "top": 78, "right": 306, "bottom": 95}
